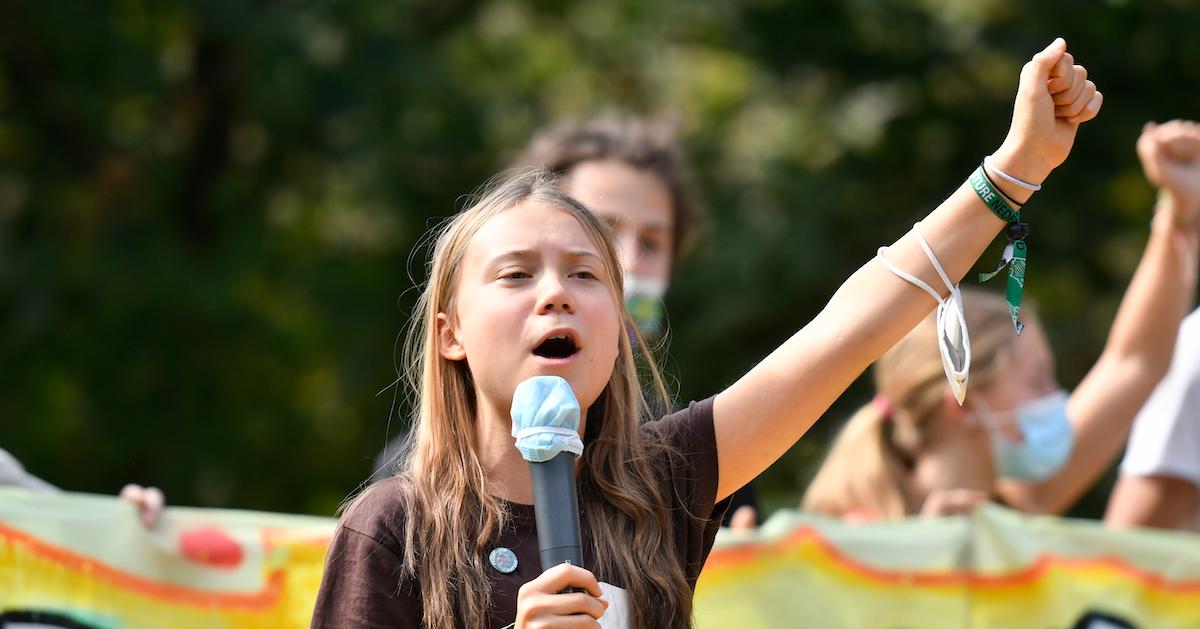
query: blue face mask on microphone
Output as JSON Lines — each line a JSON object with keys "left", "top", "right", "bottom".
{"left": 510, "top": 376, "right": 583, "bottom": 463}
{"left": 978, "top": 390, "right": 1074, "bottom": 480}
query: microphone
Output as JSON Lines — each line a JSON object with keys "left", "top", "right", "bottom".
{"left": 511, "top": 376, "right": 585, "bottom": 572}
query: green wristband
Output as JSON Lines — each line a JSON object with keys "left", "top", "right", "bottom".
{"left": 969, "top": 165, "right": 1027, "bottom": 335}
{"left": 969, "top": 165, "right": 1021, "bottom": 224}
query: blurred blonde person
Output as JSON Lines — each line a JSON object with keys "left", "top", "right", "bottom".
{"left": 804, "top": 120, "right": 1200, "bottom": 521}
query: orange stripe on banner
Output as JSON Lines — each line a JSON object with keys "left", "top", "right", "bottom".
{"left": 704, "top": 526, "right": 1200, "bottom": 593}
{"left": 0, "top": 523, "right": 287, "bottom": 609}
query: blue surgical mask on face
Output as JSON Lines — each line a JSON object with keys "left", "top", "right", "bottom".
{"left": 978, "top": 390, "right": 1074, "bottom": 480}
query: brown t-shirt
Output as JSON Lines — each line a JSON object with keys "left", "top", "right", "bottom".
{"left": 311, "top": 397, "right": 729, "bottom": 628}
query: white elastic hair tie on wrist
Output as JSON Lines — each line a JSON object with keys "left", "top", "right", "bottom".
{"left": 877, "top": 222, "right": 972, "bottom": 405}
{"left": 983, "top": 155, "right": 1042, "bottom": 192}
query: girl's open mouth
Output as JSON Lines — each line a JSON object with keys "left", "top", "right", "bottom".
{"left": 533, "top": 334, "right": 579, "bottom": 359}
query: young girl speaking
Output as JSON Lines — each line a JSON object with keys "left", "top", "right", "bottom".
{"left": 313, "top": 38, "right": 1101, "bottom": 628}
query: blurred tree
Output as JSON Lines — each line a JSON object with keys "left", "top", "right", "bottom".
{"left": 0, "top": 0, "right": 1195, "bottom": 517}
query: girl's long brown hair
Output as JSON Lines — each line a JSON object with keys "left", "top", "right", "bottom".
{"left": 366, "top": 169, "right": 694, "bottom": 628}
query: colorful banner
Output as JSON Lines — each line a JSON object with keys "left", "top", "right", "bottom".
{"left": 4, "top": 490, "right": 1200, "bottom": 628}
{"left": 696, "top": 505, "right": 1200, "bottom": 629}
{"left": 0, "top": 488, "right": 333, "bottom": 628}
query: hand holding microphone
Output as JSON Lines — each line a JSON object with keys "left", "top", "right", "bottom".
{"left": 515, "top": 563, "right": 608, "bottom": 628}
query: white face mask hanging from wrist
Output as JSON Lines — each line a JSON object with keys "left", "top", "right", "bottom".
{"left": 877, "top": 222, "right": 971, "bottom": 404}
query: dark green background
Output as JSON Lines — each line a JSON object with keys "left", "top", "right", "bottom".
{"left": 2, "top": 0, "right": 1196, "bottom": 518}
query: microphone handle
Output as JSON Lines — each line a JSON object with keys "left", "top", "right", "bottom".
{"left": 529, "top": 452, "right": 584, "bottom": 592}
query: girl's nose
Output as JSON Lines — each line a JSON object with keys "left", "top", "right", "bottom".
{"left": 540, "top": 299, "right": 574, "bottom": 314}
{"left": 537, "top": 276, "right": 575, "bottom": 314}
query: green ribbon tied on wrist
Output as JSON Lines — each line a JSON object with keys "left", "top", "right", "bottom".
{"left": 969, "top": 165, "right": 1027, "bottom": 335}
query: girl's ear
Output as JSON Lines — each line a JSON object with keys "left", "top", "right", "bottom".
{"left": 437, "top": 312, "right": 467, "bottom": 361}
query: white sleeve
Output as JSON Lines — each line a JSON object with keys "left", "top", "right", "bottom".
{"left": 1119, "top": 309, "right": 1200, "bottom": 486}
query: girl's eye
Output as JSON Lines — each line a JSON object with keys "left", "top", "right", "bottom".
{"left": 572, "top": 270, "right": 598, "bottom": 280}
{"left": 501, "top": 271, "right": 531, "bottom": 280}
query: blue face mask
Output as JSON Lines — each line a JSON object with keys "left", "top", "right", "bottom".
{"left": 978, "top": 390, "right": 1074, "bottom": 480}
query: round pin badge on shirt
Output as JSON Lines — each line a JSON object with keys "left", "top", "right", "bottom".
{"left": 489, "top": 547, "right": 518, "bottom": 574}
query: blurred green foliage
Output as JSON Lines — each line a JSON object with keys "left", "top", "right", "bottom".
{"left": 1, "top": 0, "right": 1197, "bottom": 517}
